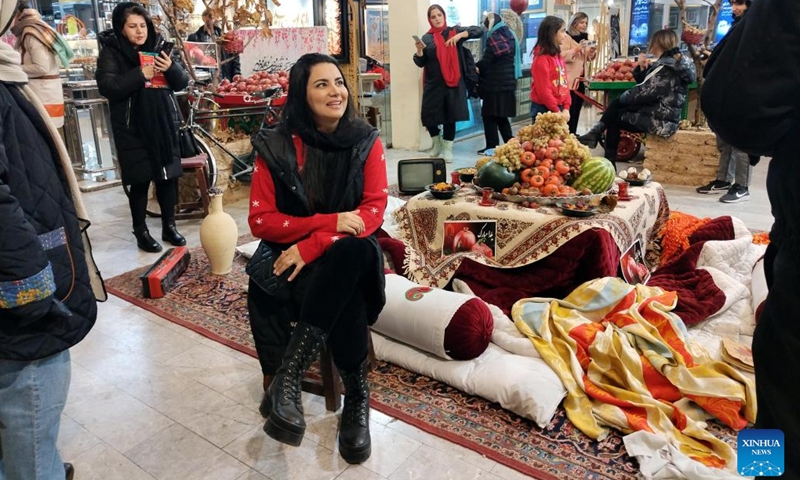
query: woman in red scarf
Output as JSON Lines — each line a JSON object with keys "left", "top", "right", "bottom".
{"left": 413, "top": 4, "right": 484, "bottom": 162}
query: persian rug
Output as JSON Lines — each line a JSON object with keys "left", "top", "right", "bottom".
{"left": 105, "top": 244, "right": 738, "bottom": 480}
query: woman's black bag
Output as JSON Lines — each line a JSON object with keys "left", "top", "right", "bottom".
{"left": 179, "top": 126, "right": 202, "bottom": 158}
{"left": 245, "top": 241, "right": 293, "bottom": 300}
{"left": 460, "top": 45, "right": 480, "bottom": 98}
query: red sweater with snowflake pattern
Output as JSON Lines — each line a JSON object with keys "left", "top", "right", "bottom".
{"left": 248, "top": 135, "right": 388, "bottom": 265}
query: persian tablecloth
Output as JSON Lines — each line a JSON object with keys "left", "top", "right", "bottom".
{"left": 394, "top": 182, "right": 669, "bottom": 288}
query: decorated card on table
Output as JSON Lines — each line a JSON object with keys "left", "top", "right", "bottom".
{"left": 138, "top": 52, "right": 169, "bottom": 88}
{"left": 443, "top": 220, "right": 496, "bottom": 259}
{"left": 620, "top": 239, "right": 650, "bottom": 285}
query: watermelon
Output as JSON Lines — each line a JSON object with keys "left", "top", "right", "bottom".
{"left": 572, "top": 157, "right": 616, "bottom": 193}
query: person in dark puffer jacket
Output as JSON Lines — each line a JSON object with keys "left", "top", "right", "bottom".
{"left": 476, "top": 12, "right": 520, "bottom": 154}
{"left": 703, "top": 0, "right": 800, "bottom": 475}
{"left": 96, "top": 2, "right": 189, "bottom": 253}
{"left": 579, "top": 29, "right": 696, "bottom": 166}
{"left": 0, "top": 2, "right": 105, "bottom": 479}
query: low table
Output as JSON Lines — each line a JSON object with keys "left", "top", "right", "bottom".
{"left": 394, "top": 182, "right": 669, "bottom": 289}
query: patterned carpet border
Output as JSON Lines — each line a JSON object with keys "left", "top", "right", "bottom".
{"left": 105, "top": 243, "right": 736, "bottom": 480}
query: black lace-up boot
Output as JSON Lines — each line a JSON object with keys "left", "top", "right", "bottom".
{"left": 577, "top": 122, "right": 606, "bottom": 149}
{"left": 133, "top": 224, "right": 162, "bottom": 252}
{"left": 263, "top": 322, "right": 327, "bottom": 446}
{"left": 337, "top": 357, "right": 371, "bottom": 463}
{"left": 161, "top": 219, "right": 186, "bottom": 246}
{"left": 259, "top": 374, "right": 274, "bottom": 418}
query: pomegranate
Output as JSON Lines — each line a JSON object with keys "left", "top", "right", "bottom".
{"left": 453, "top": 229, "right": 477, "bottom": 253}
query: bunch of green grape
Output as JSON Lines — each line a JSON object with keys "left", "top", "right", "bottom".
{"left": 558, "top": 135, "right": 592, "bottom": 177}
{"left": 533, "top": 112, "right": 570, "bottom": 139}
{"left": 516, "top": 125, "right": 537, "bottom": 143}
{"left": 492, "top": 138, "right": 524, "bottom": 171}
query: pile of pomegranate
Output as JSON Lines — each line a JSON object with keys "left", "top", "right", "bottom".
{"left": 591, "top": 58, "right": 651, "bottom": 82}
{"left": 216, "top": 71, "right": 289, "bottom": 95}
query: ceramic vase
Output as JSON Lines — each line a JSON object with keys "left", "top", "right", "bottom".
{"left": 199, "top": 192, "right": 238, "bottom": 275}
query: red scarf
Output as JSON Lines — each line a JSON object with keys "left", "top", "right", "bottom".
{"left": 428, "top": 22, "right": 461, "bottom": 88}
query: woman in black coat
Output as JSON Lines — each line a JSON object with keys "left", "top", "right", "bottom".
{"left": 476, "top": 12, "right": 519, "bottom": 154}
{"left": 704, "top": 0, "right": 800, "bottom": 474}
{"left": 413, "top": 4, "right": 484, "bottom": 162}
{"left": 96, "top": 2, "right": 189, "bottom": 252}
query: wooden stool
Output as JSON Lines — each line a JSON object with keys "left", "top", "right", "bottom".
{"left": 175, "top": 154, "right": 210, "bottom": 220}
{"left": 301, "top": 335, "right": 377, "bottom": 412}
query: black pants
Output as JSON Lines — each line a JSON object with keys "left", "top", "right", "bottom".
{"left": 568, "top": 83, "right": 586, "bottom": 134}
{"left": 426, "top": 124, "right": 456, "bottom": 142}
{"left": 248, "top": 237, "right": 376, "bottom": 373}
{"left": 600, "top": 99, "right": 643, "bottom": 166}
{"left": 482, "top": 116, "right": 513, "bottom": 150}
{"left": 753, "top": 133, "right": 800, "bottom": 478}
{"left": 127, "top": 179, "right": 177, "bottom": 227}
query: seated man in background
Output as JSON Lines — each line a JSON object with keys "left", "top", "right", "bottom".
{"left": 187, "top": 8, "right": 240, "bottom": 81}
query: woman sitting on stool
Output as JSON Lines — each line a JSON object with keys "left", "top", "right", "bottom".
{"left": 247, "top": 53, "right": 388, "bottom": 464}
{"left": 578, "top": 29, "right": 695, "bottom": 167}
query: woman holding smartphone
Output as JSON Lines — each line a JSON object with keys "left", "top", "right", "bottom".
{"left": 560, "top": 12, "right": 597, "bottom": 134}
{"left": 413, "top": 4, "right": 484, "bottom": 162}
{"left": 96, "top": 2, "right": 189, "bottom": 253}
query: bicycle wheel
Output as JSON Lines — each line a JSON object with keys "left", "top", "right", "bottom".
{"left": 597, "top": 131, "right": 643, "bottom": 163}
{"left": 193, "top": 134, "right": 219, "bottom": 188}
{"left": 121, "top": 182, "right": 162, "bottom": 218}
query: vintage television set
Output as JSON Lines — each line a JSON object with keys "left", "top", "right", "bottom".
{"left": 397, "top": 158, "right": 447, "bottom": 194}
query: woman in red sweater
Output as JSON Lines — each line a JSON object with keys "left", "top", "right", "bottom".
{"left": 530, "top": 16, "right": 571, "bottom": 123}
{"left": 247, "top": 53, "right": 388, "bottom": 464}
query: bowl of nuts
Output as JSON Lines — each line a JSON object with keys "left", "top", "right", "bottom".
{"left": 559, "top": 200, "right": 597, "bottom": 217}
{"left": 425, "top": 182, "right": 461, "bottom": 200}
{"left": 456, "top": 167, "right": 477, "bottom": 183}
{"left": 619, "top": 167, "right": 652, "bottom": 186}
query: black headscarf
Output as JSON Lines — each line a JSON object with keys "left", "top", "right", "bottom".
{"left": 291, "top": 117, "right": 376, "bottom": 213}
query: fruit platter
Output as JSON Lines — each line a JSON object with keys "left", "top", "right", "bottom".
{"left": 619, "top": 166, "right": 652, "bottom": 186}
{"left": 473, "top": 112, "right": 617, "bottom": 206}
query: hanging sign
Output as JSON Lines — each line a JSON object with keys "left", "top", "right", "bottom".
{"left": 629, "top": 0, "right": 650, "bottom": 47}
{"left": 715, "top": 3, "right": 734, "bottom": 43}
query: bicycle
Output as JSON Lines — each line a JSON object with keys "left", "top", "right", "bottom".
{"left": 123, "top": 85, "right": 282, "bottom": 217}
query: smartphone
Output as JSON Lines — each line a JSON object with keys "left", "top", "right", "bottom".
{"left": 159, "top": 41, "right": 174, "bottom": 56}
{"left": 412, "top": 35, "right": 422, "bottom": 43}
{"left": 586, "top": 40, "right": 597, "bottom": 47}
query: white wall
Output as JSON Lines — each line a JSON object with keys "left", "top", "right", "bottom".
{"left": 387, "top": 0, "right": 434, "bottom": 150}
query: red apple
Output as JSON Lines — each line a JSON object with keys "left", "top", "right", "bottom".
{"left": 521, "top": 140, "right": 534, "bottom": 152}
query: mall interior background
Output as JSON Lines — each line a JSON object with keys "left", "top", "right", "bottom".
{"left": 10, "top": 0, "right": 732, "bottom": 152}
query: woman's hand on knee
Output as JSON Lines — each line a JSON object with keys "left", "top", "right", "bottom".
{"left": 337, "top": 210, "right": 365, "bottom": 236}
{"left": 275, "top": 245, "right": 305, "bottom": 282}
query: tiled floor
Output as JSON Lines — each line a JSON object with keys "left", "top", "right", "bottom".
{"left": 62, "top": 118, "right": 770, "bottom": 479}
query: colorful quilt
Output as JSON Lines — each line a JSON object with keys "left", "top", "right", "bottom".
{"left": 512, "top": 278, "right": 756, "bottom": 471}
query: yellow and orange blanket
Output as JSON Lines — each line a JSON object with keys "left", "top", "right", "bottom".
{"left": 512, "top": 277, "right": 756, "bottom": 470}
